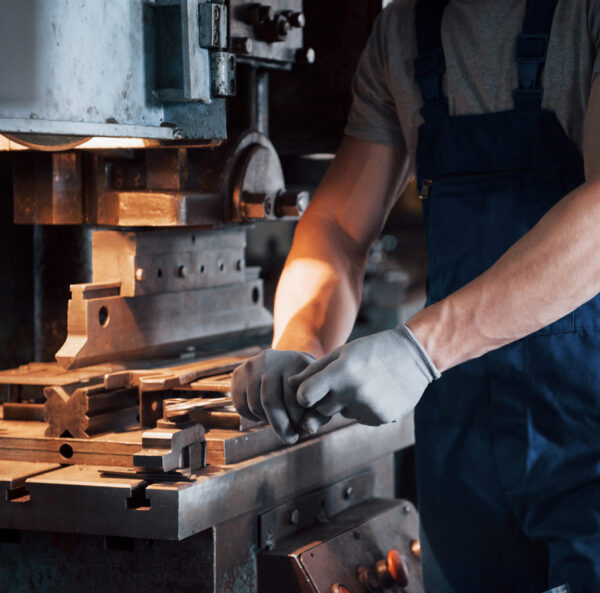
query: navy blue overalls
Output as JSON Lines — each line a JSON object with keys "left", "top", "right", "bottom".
{"left": 413, "top": 0, "right": 600, "bottom": 591}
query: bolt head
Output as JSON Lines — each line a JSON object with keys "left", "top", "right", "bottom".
{"left": 135, "top": 268, "right": 144, "bottom": 282}
{"left": 289, "top": 509, "right": 300, "bottom": 525}
{"left": 296, "top": 47, "right": 316, "bottom": 64}
{"left": 344, "top": 486, "right": 354, "bottom": 499}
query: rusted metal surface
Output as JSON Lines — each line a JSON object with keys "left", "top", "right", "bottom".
{"left": 2, "top": 403, "right": 44, "bottom": 421}
{"left": 0, "top": 362, "right": 128, "bottom": 388}
{"left": 258, "top": 498, "right": 423, "bottom": 593}
{"left": 44, "top": 383, "right": 138, "bottom": 439}
{"left": 0, "top": 420, "right": 412, "bottom": 540}
{"left": 0, "top": 420, "right": 144, "bottom": 467}
{"left": 133, "top": 421, "right": 206, "bottom": 473}
{"left": 55, "top": 276, "right": 271, "bottom": 369}
{"left": 55, "top": 227, "right": 272, "bottom": 369}
{"left": 13, "top": 152, "right": 84, "bottom": 224}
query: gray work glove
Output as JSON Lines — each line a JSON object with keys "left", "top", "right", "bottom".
{"left": 231, "top": 349, "right": 329, "bottom": 445}
{"left": 288, "top": 325, "right": 441, "bottom": 430}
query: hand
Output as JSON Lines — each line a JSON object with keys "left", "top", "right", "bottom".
{"left": 231, "top": 349, "right": 330, "bottom": 445}
{"left": 289, "top": 325, "right": 441, "bottom": 430}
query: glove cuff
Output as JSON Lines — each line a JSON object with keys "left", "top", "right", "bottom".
{"left": 396, "top": 324, "right": 441, "bottom": 381}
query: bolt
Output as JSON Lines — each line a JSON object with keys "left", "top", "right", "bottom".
{"left": 295, "top": 47, "right": 316, "bottom": 64}
{"left": 289, "top": 11, "right": 306, "bottom": 28}
{"left": 265, "top": 532, "right": 276, "bottom": 551}
{"left": 402, "top": 504, "right": 411, "bottom": 514}
{"left": 135, "top": 268, "right": 144, "bottom": 282}
{"left": 232, "top": 36, "right": 253, "bottom": 54}
{"left": 214, "top": 5, "right": 221, "bottom": 20}
{"left": 278, "top": 17, "right": 291, "bottom": 36}
{"left": 343, "top": 486, "right": 353, "bottom": 500}
{"left": 264, "top": 197, "right": 273, "bottom": 216}
{"left": 289, "top": 509, "right": 300, "bottom": 525}
{"left": 178, "top": 265, "right": 186, "bottom": 278}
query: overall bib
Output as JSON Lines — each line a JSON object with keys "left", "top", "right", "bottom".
{"left": 413, "top": 0, "right": 600, "bottom": 591}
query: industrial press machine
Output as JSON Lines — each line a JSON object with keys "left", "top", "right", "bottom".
{"left": 0, "top": 2, "right": 423, "bottom": 591}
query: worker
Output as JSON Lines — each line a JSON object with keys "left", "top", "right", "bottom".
{"left": 232, "top": 0, "right": 600, "bottom": 590}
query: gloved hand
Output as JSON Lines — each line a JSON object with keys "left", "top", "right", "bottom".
{"left": 231, "top": 349, "right": 330, "bottom": 445}
{"left": 289, "top": 325, "right": 441, "bottom": 430}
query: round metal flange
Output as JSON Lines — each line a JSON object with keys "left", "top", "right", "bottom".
{"left": 224, "top": 130, "right": 285, "bottom": 222}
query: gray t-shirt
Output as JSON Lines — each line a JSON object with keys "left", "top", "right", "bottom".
{"left": 345, "top": 0, "right": 600, "bottom": 172}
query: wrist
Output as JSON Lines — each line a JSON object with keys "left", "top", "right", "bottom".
{"left": 272, "top": 333, "right": 325, "bottom": 358}
{"left": 405, "top": 300, "right": 460, "bottom": 373}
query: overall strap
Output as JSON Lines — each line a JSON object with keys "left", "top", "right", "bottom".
{"left": 513, "top": 0, "right": 560, "bottom": 110}
{"left": 414, "top": 0, "right": 450, "bottom": 122}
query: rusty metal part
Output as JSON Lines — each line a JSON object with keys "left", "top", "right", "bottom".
{"left": 0, "top": 422, "right": 409, "bottom": 540}
{"left": 0, "top": 460, "right": 61, "bottom": 503}
{"left": 0, "top": 416, "right": 299, "bottom": 468}
{"left": 232, "top": 0, "right": 305, "bottom": 63}
{"left": 258, "top": 471, "right": 375, "bottom": 550}
{"left": 12, "top": 134, "right": 308, "bottom": 227}
{"left": 228, "top": 131, "right": 309, "bottom": 221}
{"left": 0, "top": 362, "right": 128, "bottom": 389}
{"left": 55, "top": 227, "right": 272, "bottom": 369}
{"left": 102, "top": 348, "right": 260, "bottom": 392}
{"left": 133, "top": 421, "right": 206, "bottom": 473}
{"left": 55, "top": 275, "right": 271, "bottom": 369}
{"left": 0, "top": 420, "right": 145, "bottom": 467}
{"left": 258, "top": 499, "right": 423, "bottom": 593}
{"left": 163, "top": 397, "right": 233, "bottom": 423}
{"left": 204, "top": 415, "right": 352, "bottom": 465}
{"left": 13, "top": 151, "right": 84, "bottom": 224}
{"left": 43, "top": 383, "right": 138, "bottom": 439}
{"left": 2, "top": 403, "right": 45, "bottom": 421}
{"left": 90, "top": 228, "right": 247, "bottom": 298}
{"left": 178, "top": 373, "right": 233, "bottom": 393}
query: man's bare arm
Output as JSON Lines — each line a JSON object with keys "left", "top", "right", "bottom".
{"left": 273, "top": 136, "right": 410, "bottom": 357}
{"left": 408, "top": 77, "right": 600, "bottom": 371}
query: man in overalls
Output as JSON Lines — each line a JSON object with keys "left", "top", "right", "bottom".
{"left": 232, "top": 0, "right": 600, "bottom": 590}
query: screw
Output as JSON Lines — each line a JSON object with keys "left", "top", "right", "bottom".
{"left": 178, "top": 265, "right": 186, "bottom": 278}
{"left": 135, "top": 268, "right": 144, "bottom": 282}
{"left": 289, "top": 509, "right": 300, "bottom": 525}
{"left": 343, "top": 486, "right": 354, "bottom": 500}
{"left": 289, "top": 11, "right": 305, "bottom": 28}
{"left": 264, "top": 197, "right": 273, "bottom": 216}
{"left": 265, "top": 531, "right": 276, "bottom": 551}
{"left": 295, "top": 47, "right": 316, "bottom": 64}
{"left": 403, "top": 504, "right": 411, "bottom": 514}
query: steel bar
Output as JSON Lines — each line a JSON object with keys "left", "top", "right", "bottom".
{"left": 56, "top": 280, "right": 272, "bottom": 369}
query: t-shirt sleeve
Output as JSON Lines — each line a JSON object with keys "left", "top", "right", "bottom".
{"left": 592, "top": 0, "right": 600, "bottom": 80}
{"left": 344, "top": 9, "right": 407, "bottom": 148}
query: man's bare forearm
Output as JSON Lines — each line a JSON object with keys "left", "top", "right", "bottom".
{"left": 272, "top": 137, "right": 411, "bottom": 357}
{"left": 272, "top": 213, "right": 367, "bottom": 357}
{"left": 407, "top": 178, "right": 600, "bottom": 371}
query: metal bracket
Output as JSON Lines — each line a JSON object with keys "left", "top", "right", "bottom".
{"left": 259, "top": 471, "right": 375, "bottom": 550}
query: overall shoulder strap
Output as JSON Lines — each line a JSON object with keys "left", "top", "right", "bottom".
{"left": 414, "top": 0, "right": 450, "bottom": 122}
{"left": 513, "top": 0, "right": 560, "bottom": 110}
